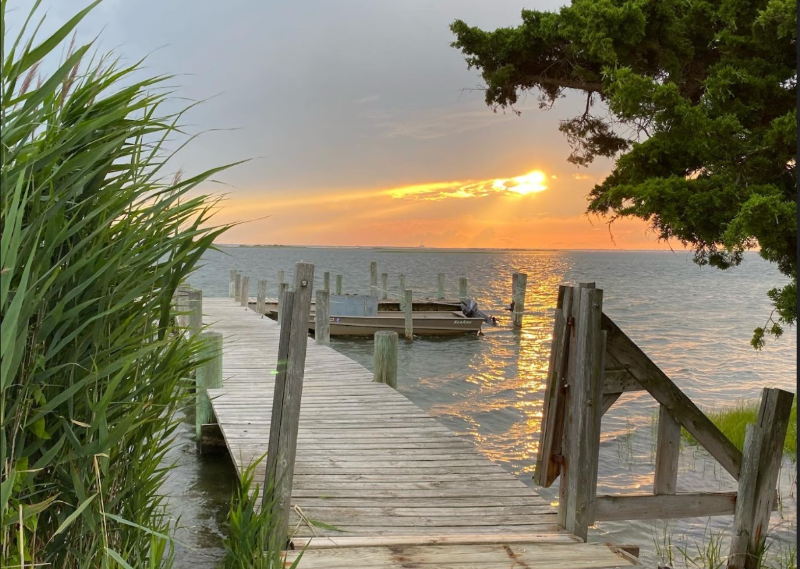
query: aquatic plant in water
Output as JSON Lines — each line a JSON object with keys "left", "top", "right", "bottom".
{"left": 1, "top": 0, "right": 235, "bottom": 566}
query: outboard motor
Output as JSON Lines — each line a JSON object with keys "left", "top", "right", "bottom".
{"left": 460, "top": 299, "right": 497, "bottom": 325}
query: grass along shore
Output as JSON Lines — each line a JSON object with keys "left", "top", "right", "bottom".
{"left": 681, "top": 399, "right": 797, "bottom": 459}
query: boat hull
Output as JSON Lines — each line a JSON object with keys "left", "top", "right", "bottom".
{"left": 311, "top": 312, "right": 484, "bottom": 336}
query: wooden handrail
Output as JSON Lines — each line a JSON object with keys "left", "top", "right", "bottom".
{"left": 535, "top": 283, "right": 794, "bottom": 569}
{"left": 601, "top": 313, "right": 743, "bottom": 479}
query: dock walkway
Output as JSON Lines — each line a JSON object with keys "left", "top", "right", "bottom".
{"left": 204, "top": 297, "right": 638, "bottom": 568}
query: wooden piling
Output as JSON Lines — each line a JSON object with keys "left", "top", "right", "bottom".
{"left": 323, "top": 271, "right": 330, "bottom": 292}
{"left": 335, "top": 274, "right": 342, "bottom": 295}
{"left": 437, "top": 273, "right": 445, "bottom": 299}
{"left": 264, "top": 262, "right": 315, "bottom": 548}
{"left": 239, "top": 276, "right": 250, "bottom": 307}
{"left": 370, "top": 261, "right": 378, "bottom": 297}
{"left": 187, "top": 288, "right": 203, "bottom": 336}
{"left": 315, "top": 289, "right": 330, "bottom": 346}
{"left": 234, "top": 273, "right": 242, "bottom": 302}
{"left": 277, "top": 282, "right": 288, "bottom": 324}
{"left": 229, "top": 270, "right": 237, "bottom": 298}
{"left": 728, "top": 388, "right": 794, "bottom": 568}
{"left": 196, "top": 331, "right": 223, "bottom": 441}
{"left": 729, "top": 424, "right": 763, "bottom": 569}
{"left": 404, "top": 289, "right": 413, "bottom": 340}
{"left": 459, "top": 276, "right": 468, "bottom": 301}
{"left": 564, "top": 284, "right": 603, "bottom": 541}
{"left": 512, "top": 272, "right": 527, "bottom": 328}
{"left": 257, "top": 279, "right": 267, "bottom": 314}
{"left": 373, "top": 331, "right": 398, "bottom": 389}
{"left": 175, "top": 284, "right": 191, "bottom": 327}
{"left": 381, "top": 273, "right": 388, "bottom": 300}
{"left": 398, "top": 274, "right": 406, "bottom": 310}
{"left": 278, "top": 269, "right": 285, "bottom": 297}
{"left": 653, "top": 405, "right": 681, "bottom": 495}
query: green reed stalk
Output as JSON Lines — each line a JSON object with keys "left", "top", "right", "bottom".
{"left": 1, "top": 1, "right": 238, "bottom": 566}
{"left": 222, "top": 457, "right": 303, "bottom": 569}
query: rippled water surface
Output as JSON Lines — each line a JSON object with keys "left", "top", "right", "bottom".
{"left": 167, "top": 247, "right": 797, "bottom": 568}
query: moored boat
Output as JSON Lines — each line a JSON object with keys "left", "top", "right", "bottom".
{"left": 311, "top": 310, "right": 484, "bottom": 336}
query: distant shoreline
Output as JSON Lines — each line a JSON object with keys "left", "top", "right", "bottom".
{"left": 215, "top": 243, "right": 746, "bottom": 254}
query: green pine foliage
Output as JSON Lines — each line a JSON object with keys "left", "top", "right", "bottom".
{"left": 450, "top": 0, "right": 797, "bottom": 347}
{"left": 1, "top": 1, "right": 234, "bottom": 566}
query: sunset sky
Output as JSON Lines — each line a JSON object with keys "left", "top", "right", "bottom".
{"left": 13, "top": 0, "right": 678, "bottom": 250}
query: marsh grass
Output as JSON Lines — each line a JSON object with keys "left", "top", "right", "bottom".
{"left": 1, "top": 1, "right": 238, "bottom": 566}
{"left": 680, "top": 400, "right": 797, "bottom": 459}
{"left": 222, "top": 457, "right": 303, "bottom": 569}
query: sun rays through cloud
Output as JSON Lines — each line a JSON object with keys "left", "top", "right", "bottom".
{"left": 387, "top": 169, "right": 549, "bottom": 201}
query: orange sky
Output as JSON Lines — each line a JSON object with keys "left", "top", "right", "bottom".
{"left": 210, "top": 167, "right": 679, "bottom": 251}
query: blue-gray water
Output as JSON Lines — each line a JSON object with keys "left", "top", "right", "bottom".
{"left": 166, "top": 247, "right": 797, "bottom": 568}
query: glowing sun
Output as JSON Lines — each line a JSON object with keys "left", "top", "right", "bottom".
{"left": 506, "top": 170, "right": 548, "bottom": 195}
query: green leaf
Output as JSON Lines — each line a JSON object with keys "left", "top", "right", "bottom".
{"left": 16, "top": 0, "right": 101, "bottom": 74}
{"left": 53, "top": 494, "right": 96, "bottom": 536}
{"left": 31, "top": 417, "right": 51, "bottom": 440}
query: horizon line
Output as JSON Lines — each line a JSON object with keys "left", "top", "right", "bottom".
{"left": 214, "top": 243, "right": 698, "bottom": 253}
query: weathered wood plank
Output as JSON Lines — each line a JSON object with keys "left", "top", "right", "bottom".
{"left": 565, "top": 286, "right": 603, "bottom": 541}
{"left": 264, "top": 262, "right": 315, "bottom": 545}
{"left": 729, "top": 424, "right": 763, "bottom": 569}
{"left": 653, "top": 405, "right": 681, "bottom": 495}
{"left": 294, "top": 533, "right": 581, "bottom": 549}
{"left": 594, "top": 492, "right": 737, "bottom": 521}
{"left": 283, "top": 542, "right": 637, "bottom": 568}
{"left": 747, "top": 388, "right": 794, "bottom": 566}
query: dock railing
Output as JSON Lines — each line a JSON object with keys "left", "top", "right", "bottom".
{"left": 535, "top": 283, "right": 794, "bottom": 569}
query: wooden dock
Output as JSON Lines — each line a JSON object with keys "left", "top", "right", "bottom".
{"left": 203, "top": 297, "right": 639, "bottom": 568}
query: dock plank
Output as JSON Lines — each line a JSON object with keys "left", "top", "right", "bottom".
{"left": 203, "top": 298, "right": 637, "bottom": 567}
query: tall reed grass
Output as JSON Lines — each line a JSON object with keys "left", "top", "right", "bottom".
{"left": 1, "top": 1, "right": 234, "bottom": 566}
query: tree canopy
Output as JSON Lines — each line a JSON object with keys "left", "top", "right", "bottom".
{"left": 450, "top": 0, "right": 796, "bottom": 347}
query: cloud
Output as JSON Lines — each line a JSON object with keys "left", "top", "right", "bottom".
{"left": 389, "top": 170, "right": 548, "bottom": 201}
{"left": 368, "top": 105, "right": 535, "bottom": 140}
{"left": 356, "top": 94, "right": 380, "bottom": 104}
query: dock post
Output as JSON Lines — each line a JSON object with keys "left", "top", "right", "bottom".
{"left": 404, "top": 289, "right": 413, "bottom": 340}
{"left": 256, "top": 279, "right": 267, "bottom": 314}
{"left": 728, "top": 388, "right": 794, "bottom": 569}
{"left": 239, "top": 276, "right": 250, "bottom": 307}
{"left": 315, "top": 289, "right": 330, "bottom": 346}
{"left": 512, "top": 272, "right": 527, "bottom": 328}
{"left": 195, "top": 331, "right": 223, "bottom": 441}
{"left": 187, "top": 288, "right": 203, "bottom": 337}
{"left": 380, "top": 273, "right": 388, "bottom": 300}
{"left": 264, "top": 262, "right": 315, "bottom": 548}
{"left": 234, "top": 273, "right": 242, "bottom": 303}
{"left": 335, "top": 274, "right": 342, "bottom": 295}
{"left": 277, "top": 282, "right": 288, "bottom": 324}
{"left": 373, "top": 331, "right": 398, "bottom": 389}
{"left": 398, "top": 274, "right": 406, "bottom": 310}
{"left": 229, "top": 270, "right": 237, "bottom": 298}
{"left": 563, "top": 283, "right": 603, "bottom": 541}
{"left": 370, "top": 261, "right": 378, "bottom": 297}
{"left": 175, "top": 283, "right": 191, "bottom": 327}
{"left": 437, "top": 273, "right": 445, "bottom": 299}
{"left": 653, "top": 405, "right": 681, "bottom": 495}
{"left": 278, "top": 269, "right": 285, "bottom": 298}
{"left": 459, "top": 276, "right": 468, "bottom": 301}
{"left": 323, "top": 271, "right": 330, "bottom": 292}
